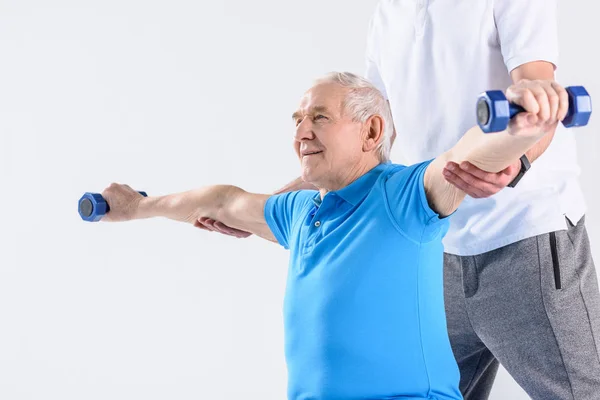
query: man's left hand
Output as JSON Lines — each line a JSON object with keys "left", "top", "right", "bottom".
{"left": 442, "top": 159, "right": 521, "bottom": 198}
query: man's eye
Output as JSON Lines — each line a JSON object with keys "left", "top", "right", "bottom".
{"left": 314, "top": 115, "right": 327, "bottom": 121}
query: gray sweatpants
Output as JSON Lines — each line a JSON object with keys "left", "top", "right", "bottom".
{"left": 444, "top": 216, "right": 600, "bottom": 400}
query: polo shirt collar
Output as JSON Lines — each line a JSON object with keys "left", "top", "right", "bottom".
{"left": 312, "top": 162, "right": 390, "bottom": 207}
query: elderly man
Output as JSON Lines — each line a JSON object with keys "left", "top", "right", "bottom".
{"left": 101, "top": 72, "right": 569, "bottom": 400}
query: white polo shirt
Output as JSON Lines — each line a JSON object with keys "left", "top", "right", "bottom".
{"left": 365, "top": 0, "right": 586, "bottom": 256}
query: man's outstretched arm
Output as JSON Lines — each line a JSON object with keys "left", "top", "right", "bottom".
{"left": 442, "top": 61, "right": 557, "bottom": 196}
{"left": 424, "top": 78, "right": 569, "bottom": 217}
{"left": 100, "top": 183, "right": 277, "bottom": 242}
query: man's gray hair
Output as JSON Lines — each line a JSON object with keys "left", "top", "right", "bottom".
{"left": 314, "top": 72, "right": 393, "bottom": 162}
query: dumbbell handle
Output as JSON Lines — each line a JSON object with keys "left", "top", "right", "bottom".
{"left": 78, "top": 191, "right": 147, "bottom": 222}
{"left": 502, "top": 93, "right": 579, "bottom": 120}
{"left": 508, "top": 103, "right": 527, "bottom": 119}
{"left": 103, "top": 191, "right": 146, "bottom": 213}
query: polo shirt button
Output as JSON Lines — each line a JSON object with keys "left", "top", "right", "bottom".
{"left": 314, "top": 221, "right": 321, "bottom": 227}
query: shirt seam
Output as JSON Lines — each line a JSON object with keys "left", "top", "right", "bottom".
{"left": 416, "top": 161, "right": 448, "bottom": 241}
{"left": 416, "top": 163, "right": 440, "bottom": 223}
{"left": 292, "top": 207, "right": 312, "bottom": 246}
{"left": 381, "top": 163, "right": 443, "bottom": 245}
{"left": 416, "top": 233, "right": 432, "bottom": 398}
{"left": 265, "top": 196, "right": 288, "bottom": 248}
{"left": 265, "top": 194, "right": 315, "bottom": 250}
{"left": 381, "top": 178, "right": 423, "bottom": 245}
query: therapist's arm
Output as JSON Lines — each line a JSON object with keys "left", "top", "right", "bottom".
{"left": 444, "top": 61, "right": 558, "bottom": 197}
{"left": 424, "top": 78, "right": 569, "bottom": 217}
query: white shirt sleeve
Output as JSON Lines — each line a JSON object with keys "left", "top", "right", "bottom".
{"left": 494, "top": 0, "right": 559, "bottom": 73}
{"left": 364, "top": 13, "right": 388, "bottom": 99}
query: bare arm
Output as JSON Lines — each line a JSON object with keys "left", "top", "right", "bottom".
{"left": 425, "top": 78, "right": 569, "bottom": 217}
{"left": 442, "top": 61, "right": 559, "bottom": 197}
{"left": 102, "top": 183, "right": 277, "bottom": 242}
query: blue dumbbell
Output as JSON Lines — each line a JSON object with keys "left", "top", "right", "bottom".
{"left": 477, "top": 86, "right": 592, "bottom": 133}
{"left": 78, "top": 191, "right": 147, "bottom": 222}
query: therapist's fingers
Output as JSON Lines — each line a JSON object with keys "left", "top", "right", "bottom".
{"left": 458, "top": 161, "right": 520, "bottom": 188}
{"left": 196, "top": 217, "right": 252, "bottom": 238}
{"left": 197, "top": 217, "right": 220, "bottom": 232}
{"left": 442, "top": 166, "right": 487, "bottom": 198}
{"left": 213, "top": 221, "right": 253, "bottom": 238}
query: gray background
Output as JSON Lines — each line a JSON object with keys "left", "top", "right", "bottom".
{"left": 0, "top": 0, "right": 597, "bottom": 399}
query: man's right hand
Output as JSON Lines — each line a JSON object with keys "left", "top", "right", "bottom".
{"left": 195, "top": 176, "right": 317, "bottom": 238}
{"left": 505, "top": 79, "right": 568, "bottom": 137}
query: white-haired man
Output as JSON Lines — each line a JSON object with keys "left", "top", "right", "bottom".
{"left": 101, "top": 72, "right": 570, "bottom": 400}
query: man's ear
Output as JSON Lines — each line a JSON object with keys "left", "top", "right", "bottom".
{"left": 362, "top": 114, "right": 384, "bottom": 152}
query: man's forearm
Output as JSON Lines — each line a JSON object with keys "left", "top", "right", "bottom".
{"left": 426, "top": 125, "right": 548, "bottom": 217}
{"left": 135, "top": 185, "right": 237, "bottom": 224}
{"left": 525, "top": 128, "right": 556, "bottom": 162}
{"left": 448, "top": 125, "right": 547, "bottom": 173}
{"left": 426, "top": 78, "right": 568, "bottom": 217}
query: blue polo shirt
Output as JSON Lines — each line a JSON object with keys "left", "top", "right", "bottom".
{"left": 264, "top": 161, "right": 462, "bottom": 400}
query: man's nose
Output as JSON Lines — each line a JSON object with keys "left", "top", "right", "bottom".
{"left": 294, "top": 118, "right": 314, "bottom": 141}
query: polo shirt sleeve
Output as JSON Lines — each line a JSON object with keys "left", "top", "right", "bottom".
{"left": 264, "top": 190, "right": 317, "bottom": 250}
{"left": 384, "top": 161, "right": 449, "bottom": 242}
{"left": 494, "top": 0, "right": 559, "bottom": 72}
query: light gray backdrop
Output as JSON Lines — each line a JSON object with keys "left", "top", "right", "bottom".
{"left": 1, "top": 1, "right": 598, "bottom": 399}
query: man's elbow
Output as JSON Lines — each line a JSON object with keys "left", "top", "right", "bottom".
{"left": 173, "top": 184, "right": 240, "bottom": 224}
{"left": 213, "top": 185, "right": 246, "bottom": 222}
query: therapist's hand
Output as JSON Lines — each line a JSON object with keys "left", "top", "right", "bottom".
{"left": 195, "top": 176, "right": 317, "bottom": 238}
{"left": 442, "top": 159, "right": 521, "bottom": 198}
{"left": 194, "top": 217, "right": 252, "bottom": 238}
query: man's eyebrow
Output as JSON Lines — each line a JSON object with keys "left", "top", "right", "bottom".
{"left": 312, "top": 106, "right": 330, "bottom": 115}
{"left": 292, "top": 106, "right": 331, "bottom": 121}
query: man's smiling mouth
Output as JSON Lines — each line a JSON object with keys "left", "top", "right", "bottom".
{"left": 302, "top": 151, "right": 323, "bottom": 157}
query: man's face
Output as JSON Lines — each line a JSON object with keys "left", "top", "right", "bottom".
{"left": 292, "top": 83, "right": 365, "bottom": 188}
